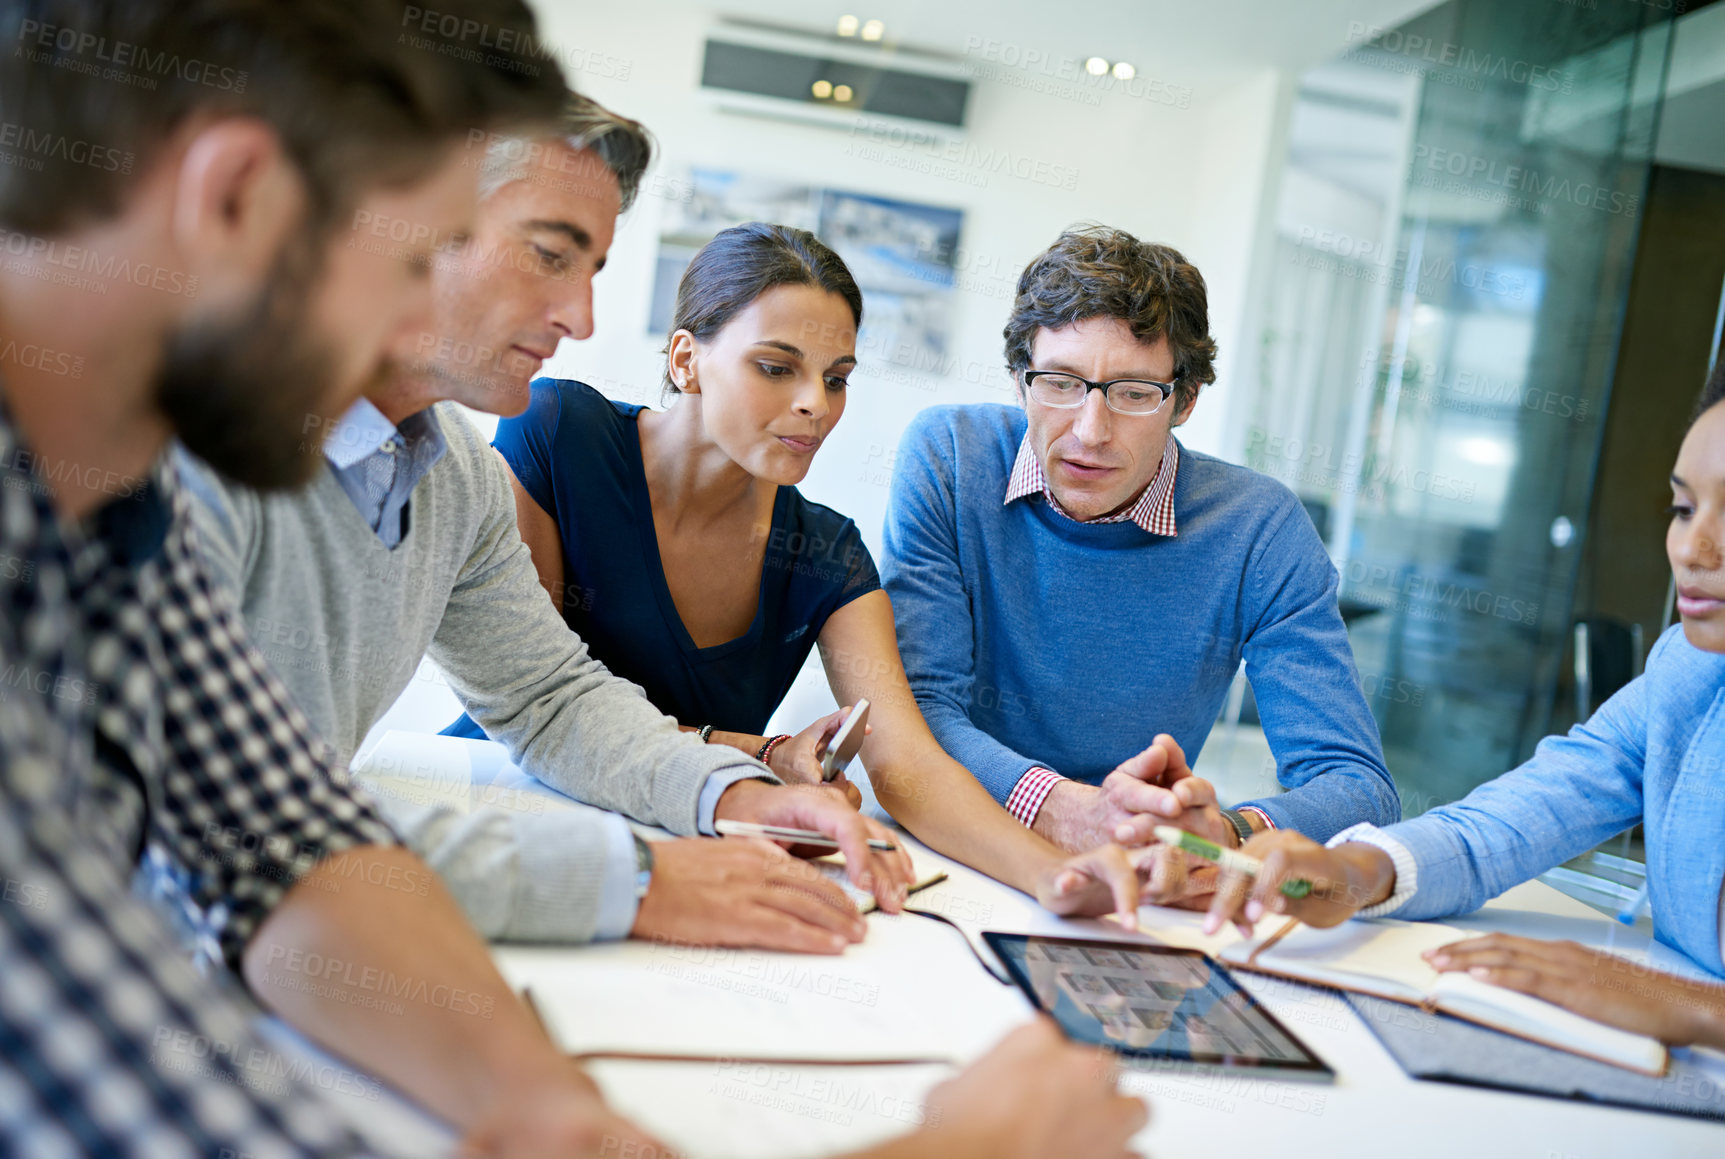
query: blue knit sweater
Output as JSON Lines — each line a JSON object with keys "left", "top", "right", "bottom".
{"left": 880, "top": 404, "right": 1399, "bottom": 840}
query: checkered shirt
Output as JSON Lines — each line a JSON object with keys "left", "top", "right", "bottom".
{"left": 0, "top": 399, "right": 396, "bottom": 1156}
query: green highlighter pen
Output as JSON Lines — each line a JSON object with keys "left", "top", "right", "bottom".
{"left": 1152, "top": 826, "right": 1312, "bottom": 899}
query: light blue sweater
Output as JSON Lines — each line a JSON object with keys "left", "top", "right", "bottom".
{"left": 881, "top": 404, "right": 1398, "bottom": 840}
{"left": 1378, "top": 624, "right": 1725, "bottom": 977}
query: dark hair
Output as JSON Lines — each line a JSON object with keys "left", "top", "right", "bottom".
{"left": 1692, "top": 351, "right": 1725, "bottom": 427}
{"left": 0, "top": 0, "right": 567, "bottom": 237}
{"left": 1004, "top": 224, "right": 1218, "bottom": 415}
{"left": 662, "top": 222, "right": 862, "bottom": 399}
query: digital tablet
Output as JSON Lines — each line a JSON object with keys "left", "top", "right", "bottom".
{"left": 983, "top": 932, "right": 1334, "bottom": 1082}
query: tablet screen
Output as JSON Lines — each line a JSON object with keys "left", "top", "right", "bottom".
{"left": 983, "top": 933, "right": 1333, "bottom": 1079}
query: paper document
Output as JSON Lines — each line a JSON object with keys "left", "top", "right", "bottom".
{"left": 1221, "top": 918, "right": 1668, "bottom": 1075}
{"left": 510, "top": 912, "right": 1030, "bottom": 1064}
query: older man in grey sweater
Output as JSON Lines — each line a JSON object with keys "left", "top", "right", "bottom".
{"left": 179, "top": 96, "right": 920, "bottom": 952}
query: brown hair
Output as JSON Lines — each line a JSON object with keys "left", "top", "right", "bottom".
{"left": 0, "top": 0, "right": 567, "bottom": 237}
{"left": 662, "top": 222, "right": 862, "bottom": 400}
{"left": 1004, "top": 225, "right": 1218, "bottom": 415}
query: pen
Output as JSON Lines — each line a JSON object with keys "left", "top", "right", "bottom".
{"left": 1616, "top": 882, "right": 1650, "bottom": 925}
{"left": 715, "top": 819, "right": 898, "bottom": 853}
{"left": 1152, "top": 826, "right": 1312, "bottom": 898}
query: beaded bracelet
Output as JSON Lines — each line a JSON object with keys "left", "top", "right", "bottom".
{"left": 697, "top": 724, "right": 715, "bottom": 744}
{"left": 756, "top": 733, "right": 792, "bottom": 767}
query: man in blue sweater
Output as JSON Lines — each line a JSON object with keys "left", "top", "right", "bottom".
{"left": 882, "top": 226, "right": 1399, "bottom": 882}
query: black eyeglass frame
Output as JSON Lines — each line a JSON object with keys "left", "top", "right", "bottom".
{"left": 1019, "top": 369, "right": 1178, "bottom": 416}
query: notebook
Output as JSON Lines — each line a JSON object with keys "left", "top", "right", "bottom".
{"left": 1347, "top": 992, "right": 1725, "bottom": 1122}
{"left": 509, "top": 911, "right": 1030, "bottom": 1065}
{"left": 1220, "top": 919, "right": 1669, "bottom": 1076}
{"left": 815, "top": 853, "right": 947, "bottom": 914}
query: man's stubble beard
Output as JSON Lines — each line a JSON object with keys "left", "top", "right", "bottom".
{"left": 156, "top": 231, "right": 368, "bottom": 491}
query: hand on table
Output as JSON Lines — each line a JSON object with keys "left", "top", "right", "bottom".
{"left": 766, "top": 705, "right": 868, "bottom": 809}
{"left": 715, "top": 779, "right": 912, "bottom": 913}
{"left": 1424, "top": 934, "right": 1725, "bottom": 1047}
{"left": 631, "top": 836, "right": 866, "bottom": 955}
{"left": 459, "top": 1060, "right": 664, "bottom": 1158}
{"left": 1200, "top": 831, "right": 1397, "bottom": 937}
{"left": 918, "top": 1019, "right": 1146, "bottom": 1159}
{"left": 1035, "top": 736, "right": 1231, "bottom": 854}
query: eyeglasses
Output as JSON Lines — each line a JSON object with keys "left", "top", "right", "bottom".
{"left": 1021, "top": 370, "right": 1175, "bottom": 416}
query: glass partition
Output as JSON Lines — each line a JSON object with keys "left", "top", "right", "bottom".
{"left": 1241, "top": 1, "right": 1676, "bottom": 815}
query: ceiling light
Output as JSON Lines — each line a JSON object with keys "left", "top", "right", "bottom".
{"left": 861, "top": 19, "right": 884, "bottom": 41}
{"left": 1085, "top": 57, "right": 1109, "bottom": 76}
{"left": 812, "top": 79, "right": 833, "bottom": 99}
{"left": 836, "top": 14, "right": 859, "bottom": 36}
{"left": 833, "top": 84, "right": 854, "bottom": 102}
{"left": 1112, "top": 61, "right": 1136, "bottom": 80}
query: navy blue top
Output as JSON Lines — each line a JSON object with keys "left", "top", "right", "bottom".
{"left": 443, "top": 379, "right": 881, "bottom": 739}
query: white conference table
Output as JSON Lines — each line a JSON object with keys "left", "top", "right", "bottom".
{"left": 312, "top": 746, "right": 1725, "bottom": 1158}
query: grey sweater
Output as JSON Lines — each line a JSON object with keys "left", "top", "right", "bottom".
{"left": 177, "top": 403, "right": 775, "bottom": 941}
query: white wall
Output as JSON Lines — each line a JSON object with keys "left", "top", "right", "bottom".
{"left": 379, "top": 4, "right": 1300, "bottom": 749}
{"left": 503, "top": 2, "right": 1292, "bottom": 562}
{"left": 1176, "top": 68, "right": 1294, "bottom": 462}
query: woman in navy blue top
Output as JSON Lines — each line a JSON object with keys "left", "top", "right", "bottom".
{"left": 446, "top": 378, "right": 881, "bottom": 742}
{"left": 448, "top": 223, "right": 1155, "bottom": 924}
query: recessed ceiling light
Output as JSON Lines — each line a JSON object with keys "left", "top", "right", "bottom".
{"left": 812, "top": 79, "right": 834, "bottom": 98}
{"left": 1085, "top": 56, "right": 1109, "bottom": 76}
{"left": 833, "top": 83, "right": 854, "bottom": 102}
{"left": 860, "top": 18, "right": 884, "bottom": 41}
{"left": 1111, "top": 61, "right": 1136, "bottom": 80}
{"left": 836, "top": 14, "right": 859, "bottom": 37}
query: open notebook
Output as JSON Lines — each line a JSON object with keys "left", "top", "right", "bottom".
{"left": 1220, "top": 919, "right": 1668, "bottom": 1076}
{"left": 815, "top": 853, "right": 947, "bottom": 914}
{"left": 508, "top": 911, "right": 1029, "bottom": 1065}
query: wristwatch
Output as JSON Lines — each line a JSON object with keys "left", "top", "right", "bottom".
{"left": 631, "top": 833, "right": 654, "bottom": 900}
{"left": 1219, "top": 808, "right": 1255, "bottom": 849}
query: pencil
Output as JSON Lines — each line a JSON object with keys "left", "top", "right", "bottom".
{"left": 1246, "top": 915, "right": 1302, "bottom": 967}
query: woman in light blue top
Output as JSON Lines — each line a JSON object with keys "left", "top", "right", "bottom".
{"left": 1203, "top": 359, "right": 1725, "bottom": 1048}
